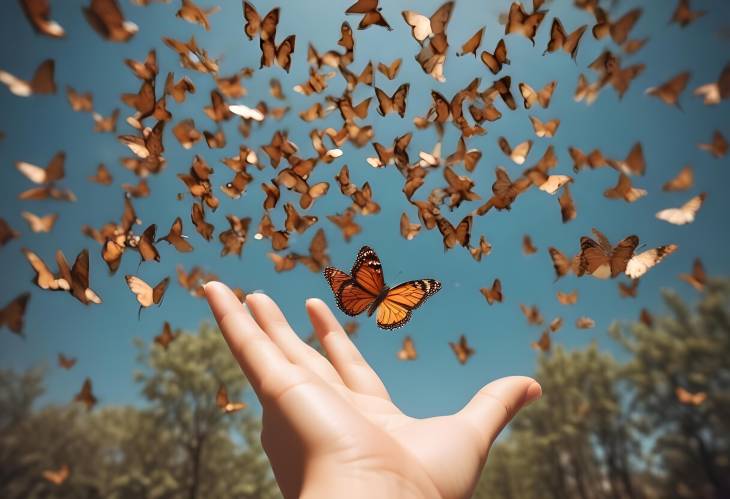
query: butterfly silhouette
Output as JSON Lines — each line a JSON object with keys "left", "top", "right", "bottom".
{"left": 324, "top": 246, "right": 440, "bottom": 330}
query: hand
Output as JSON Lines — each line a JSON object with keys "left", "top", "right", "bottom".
{"left": 204, "top": 282, "right": 542, "bottom": 499}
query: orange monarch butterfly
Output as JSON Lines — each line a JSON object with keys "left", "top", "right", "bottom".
{"left": 323, "top": 246, "right": 440, "bottom": 330}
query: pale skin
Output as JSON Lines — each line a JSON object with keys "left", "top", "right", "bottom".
{"left": 204, "top": 281, "right": 542, "bottom": 499}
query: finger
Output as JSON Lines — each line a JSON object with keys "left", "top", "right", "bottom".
{"left": 204, "top": 281, "right": 296, "bottom": 399}
{"left": 457, "top": 376, "right": 541, "bottom": 451}
{"left": 306, "top": 298, "right": 391, "bottom": 400}
{"left": 245, "top": 293, "right": 345, "bottom": 386}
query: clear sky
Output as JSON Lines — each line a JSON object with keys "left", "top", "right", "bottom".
{"left": 1, "top": 0, "right": 728, "bottom": 419}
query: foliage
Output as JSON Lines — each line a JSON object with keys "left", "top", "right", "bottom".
{"left": 476, "top": 280, "right": 730, "bottom": 499}
{"left": 0, "top": 324, "right": 279, "bottom": 499}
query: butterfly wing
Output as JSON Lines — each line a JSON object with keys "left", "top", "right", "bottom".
{"left": 324, "top": 264, "right": 377, "bottom": 317}
{"left": 376, "top": 279, "right": 441, "bottom": 329}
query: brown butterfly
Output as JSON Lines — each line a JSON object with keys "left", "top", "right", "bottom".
{"left": 577, "top": 229, "right": 638, "bottom": 279}
{"left": 556, "top": 290, "right": 578, "bottom": 305}
{"left": 548, "top": 247, "right": 577, "bottom": 281}
{"left": 177, "top": 0, "right": 220, "bottom": 30}
{"left": 679, "top": 258, "right": 706, "bottom": 291}
{"left": 0, "top": 293, "right": 30, "bottom": 336}
{"left": 698, "top": 130, "right": 727, "bottom": 158}
{"left": 480, "top": 279, "right": 503, "bottom": 305}
{"left": 0, "top": 58, "right": 56, "bottom": 96}
{"left": 693, "top": 63, "right": 730, "bottom": 105}
{"left": 377, "top": 59, "right": 402, "bottom": 80}
{"left": 570, "top": 146, "right": 607, "bottom": 172}
{"left": 327, "top": 209, "right": 362, "bottom": 242}
{"left": 295, "top": 228, "right": 331, "bottom": 273}
{"left": 399, "top": 212, "right": 421, "bottom": 241}
{"left": 93, "top": 108, "right": 120, "bottom": 133}
{"left": 520, "top": 304, "right": 544, "bottom": 326}
{"left": 375, "top": 83, "right": 409, "bottom": 117}
{"left": 154, "top": 322, "right": 180, "bottom": 349}
{"left": 66, "top": 86, "right": 93, "bottom": 112}
{"left": 675, "top": 387, "right": 706, "bottom": 406}
{"left": 498, "top": 137, "right": 532, "bottom": 165}
{"left": 529, "top": 116, "right": 560, "bottom": 138}
{"left": 607, "top": 142, "right": 645, "bottom": 176}
{"left": 480, "top": 39, "right": 510, "bottom": 74}
{"left": 618, "top": 279, "right": 639, "bottom": 298}
{"left": 545, "top": 18, "right": 586, "bottom": 59}
{"left": 646, "top": 71, "right": 691, "bottom": 108}
{"left": 260, "top": 34, "right": 296, "bottom": 72}
{"left": 505, "top": 2, "right": 546, "bottom": 45}
{"left": 531, "top": 330, "right": 551, "bottom": 352}
{"left": 58, "top": 353, "right": 77, "bottom": 369}
{"left": 216, "top": 383, "right": 247, "bottom": 413}
{"left": 125, "top": 49, "right": 157, "bottom": 81}
{"left": 125, "top": 275, "right": 169, "bottom": 316}
{"left": 522, "top": 235, "right": 538, "bottom": 255}
{"left": 397, "top": 336, "right": 417, "bottom": 361}
{"left": 346, "top": 0, "right": 392, "bottom": 30}
{"left": 519, "top": 80, "right": 556, "bottom": 109}
{"left": 445, "top": 136, "right": 482, "bottom": 172}
{"left": 670, "top": 0, "right": 705, "bottom": 28}
{"left": 604, "top": 174, "right": 647, "bottom": 203}
{"left": 592, "top": 7, "right": 641, "bottom": 45}
{"left": 42, "top": 464, "right": 70, "bottom": 485}
{"left": 242, "top": 2, "right": 278, "bottom": 40}
{"left": 575, "top": 317, "right": 595, "bottom": 329}
{"left": 255, "top": 214, "right": 289, "bottom": 251}
{"left": 16, "top": 151, "right": 65, "bottom": 185}
{"left": 219, "top": 215, "right": 251, "bottom": 257}
{"left": 158, "top": 217, "right": 193, "bottom": 253}
{"left": 163, "top": 36, "right": 219, "bottom": 73}
{"left": 87, "top": 163, "right": 113, "bottom": 186}
{"left": 21, "top": 211, "right": 58, "bottom": 233}
{"left": 20, "top": 0, "right": 65, "bottom": 37}
{"left": 268, "top": 252, "right": 298, "bottom": 273}
{"left": 469, "top": 236, "right": 492, "bottom": 262}
{"left": 0, "top": 218, "right": 21, "bottom": 247}
{"left": 662, "top": 165, "right": 693, "bottom": 191}
{"left": 558, "top": 184, "right": 577, "bottom": 223}
{"left": 449, "top": 334, "right": 475, "bottom": 365}
{"left": 639, "top": 308, "right": 654, "bottom": 328}
{"left": 83, "top": 0, "right": 138, "bottom": 42}
{"left": 74, "top": 378, "right": 97, "bottom": 410}
{"left": 458, "top": 27, "right": 484, "bottom": 56}
{"left": 23, "top": 248, "right": 71, "bottom": 291}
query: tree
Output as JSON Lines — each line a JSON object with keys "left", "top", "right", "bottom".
{"left": 0, "top": 324, "right": 279, "bottom": 499}
{"left": 476, "top": 280, "right": 730, "bottom": 499}
{"left": 610, "top": 279, "right": 730, "bottom": 499}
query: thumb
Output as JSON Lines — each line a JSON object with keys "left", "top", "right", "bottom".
{"left": 457, "top": 376, "right": 541, "bottom": 450}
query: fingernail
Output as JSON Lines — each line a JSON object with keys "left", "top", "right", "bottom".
{"left": 525, "top": 382, "right": 542, "bottom": 405}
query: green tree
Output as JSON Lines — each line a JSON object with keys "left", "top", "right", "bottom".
{"left": 610, "top": 280, "right": 730, "bottom": 499}
{"left": 0, "top": 324, "right": 279, "bottom": 499}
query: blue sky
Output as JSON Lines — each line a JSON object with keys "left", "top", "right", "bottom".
{"left": 1, "top": 0, "right": 728, "bottom": 418}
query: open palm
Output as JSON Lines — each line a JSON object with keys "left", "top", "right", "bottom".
{"left": 205, "top": 282, "right": 541, "bottom": 499}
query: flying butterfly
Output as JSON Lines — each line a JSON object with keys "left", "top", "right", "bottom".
{"left": 42, "top": 464, "right": 70, "bottom": 485}
{"left": 480, "top": 278, "right": 503, "bottom": 305}
{"left": 125, "top": 275, "right": 170, "bottom": 316}
{"left": 655, "top": 193, "right": 706, "bottom": 225}
{"left": 679, "top": 258, "right": 706, "bottom": 292}
{"left": 216, "top": 383, "right": 247, "bottom": 413}
{"left": 324, "top": 246, "right": 440, "bottom": 329}
{"left": 74, "top": 378, "right": 97, "bottom": 410}
{"left": 0, "top": 293, "right": 30, "bottom": 336}
{"left": 449, "top": 334, "right": 474, "bottom": 365}
{"left": 397, "top": 336, "right": 417, "bottom": 361}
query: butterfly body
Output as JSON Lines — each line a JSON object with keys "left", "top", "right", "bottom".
{"left": 324, "top": 246, "right": 440, "bottom": 330}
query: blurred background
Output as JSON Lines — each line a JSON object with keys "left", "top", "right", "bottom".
{"left": 0, "top": 0, "right": 728, "bottom": 497}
